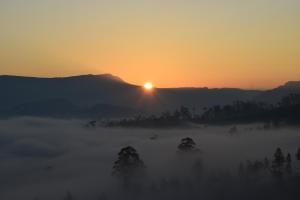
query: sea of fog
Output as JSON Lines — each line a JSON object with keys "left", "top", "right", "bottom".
{"left": 0, "top": 118, "right": 300, "bottom": 200}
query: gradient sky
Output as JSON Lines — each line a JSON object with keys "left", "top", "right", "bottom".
{"left": 0, "top": 0, "right": 299, "bottom": 89}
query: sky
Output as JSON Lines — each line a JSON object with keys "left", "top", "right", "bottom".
{"left": 0, "top": 0, "right": 299, "bottom": 89}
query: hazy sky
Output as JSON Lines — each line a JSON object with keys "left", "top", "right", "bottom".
{"left": 0, "top": 0, "right": 299, "bottom": 88}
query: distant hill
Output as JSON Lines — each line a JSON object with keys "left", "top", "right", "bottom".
{"left": 0, "top": 98, "right": 138, "bottom": 118}
{"left": 0, "top": 74, "right": 138, "bottom": 109}
{"left": 254, "top": 81, "right": 300, "bottom": 104}
{"left": 0, "top": 74, "right": 299, "bottom": 118}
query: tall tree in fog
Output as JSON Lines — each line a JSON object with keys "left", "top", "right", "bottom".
{"left": 274, "top": 148, "right": 285, "bottom": 165}
{"left": 112, "top": 146, "right": 145, "bottom": 185}
{"left": 271, "top": 148, "right": 285, "bottom": 177}
{"left": 286, "top": 153, "right": 292, "bottom": 174}
{"left": 296, "top": 148, "right": 300, "bottom": 161}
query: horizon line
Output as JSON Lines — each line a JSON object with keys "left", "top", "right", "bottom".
{"left": 0, "top": 73, "right": 298, "bottom": 91}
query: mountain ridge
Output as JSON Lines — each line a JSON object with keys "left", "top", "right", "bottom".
{"left": 0, "top": 74, "right": 299, "bottom": 118}
{"left": 1, "top": 73, "right": 298, "bottom": 90}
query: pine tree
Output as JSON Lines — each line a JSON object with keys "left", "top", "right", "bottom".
{"left": 271, "top": 148, "right": 285, "bottom": 178}
{"left": 274, "top": 148, "right": 285, "bottom": 166}
{"left": 286, "top": 153, "right": 292, "bottom": 174}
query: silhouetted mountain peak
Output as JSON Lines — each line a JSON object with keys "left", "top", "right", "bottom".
{"left": 54, "top": 74, "right": 126, "bottom": 84}
{"left": 254, "top": 80, "right": 300, "bottom": 103}
{"left": 280, "top": 81, "right": 300, "bottom": 89}
{"left": 0, "top": 73, "right": 126, "bottom": 84}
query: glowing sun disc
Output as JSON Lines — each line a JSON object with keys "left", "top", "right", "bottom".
{"left": 144, "top": 82, "right": 153, "bottom": 90}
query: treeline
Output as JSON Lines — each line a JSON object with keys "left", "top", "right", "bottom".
{"left": 199, "top": 93, "right": 300, "bottom": 125}
{"left": 105, "top": 106, "right": 193, "bottom": 128}
{"left": 34, "top": 141, "right": 300, "bottom": 200}
{"left": 105, "top": 93, "right": 300, "bottom": 127}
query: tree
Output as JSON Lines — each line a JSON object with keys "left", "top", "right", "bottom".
{"left": 286, "top": 153, "right": 292, "bottom": 163}
{"left": 286, "top": 153, "right": 292, "bottom": 174}
{"left": 112, "top": 146, "right": 145, "bottom": 184}
{"left": 178, "top": 137, "right": 197, "bottom": 152}
{"left": 296, "top": 148, "right": 300, "bottom": 161}
{"left": 179, "top": 106, "right": 192, "bottom": 120}
{"left": 279, "top": 93, "right": 300, "bottom": 107}
{"left": 271, "top": 148, "right": 285, "bottom": 177}
{"left": 85, "top": 120, "right": 97, "bottom": 127}
{"left": 274, "top": 148, "right": 285, "bottom": 166}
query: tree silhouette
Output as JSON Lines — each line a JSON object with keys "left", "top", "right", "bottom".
{"left": 274, "top": 148, "right": 285, "bottom": 165}
{"left": 112, "top": 146, "right": 145, "bottom": 184}
{"left": 179, "top": 106, "right": 192, "bottom": 120}
{"left": 286, "top": 153, "right": 292, "bottom": 174}
{"left": 178, "top": 137, "right": 197, "bottom": 152}
{"left": 279, "top": 93, "right": 300, "bottom": 107}
{"left": 271, "top": 148, "right": 285, "bottom": 177}
{"left": 296, "top": 148, "right": 300, "bottom": 161}
{"left": 85, "top": 120, "right": 97, "bottom": 127}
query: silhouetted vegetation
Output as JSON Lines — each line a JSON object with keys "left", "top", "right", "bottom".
{"left": 105, "top": 94, "right": 300, "bottom": 127}
{"left": 238, "top": 147, "right": 299, "bottom": 182}
{"left": 286, "top": 153, "right": 292, "bottom": 174}
{"left": 270, "top": 148, "right": 286, "bottom": 177}
{"left": 178, "top": 137, "right": 197, "bottom": 152}
{"left": 199, "top": 93, "right": 300, "bottom": 125}
{"left": 85, "top": 120, "right": 97, "bottom": 127}
{"left": 297, "top": 148, "right": 300, "bottom": 161}
{"left": 43, "top": 146, "right": 300, "bottom": 200}
{"left": 106, "top": 106, "right": 193, "bottom": 128}
{"left": 26, "top": 141, "right": 300, "bottom": 200}
{"left": 112, "top": 146, "right": 145, "bottom": 185}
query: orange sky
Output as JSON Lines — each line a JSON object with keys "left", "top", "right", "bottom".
{"left": 0, "top": 0, "right": 299, "bottom": 89}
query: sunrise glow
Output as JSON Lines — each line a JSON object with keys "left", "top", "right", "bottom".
{"left": 0, "top": 1, "right": 299, "bottom": 89}
{"left": 144, "top": 82, "right": 153, "bottom": 90}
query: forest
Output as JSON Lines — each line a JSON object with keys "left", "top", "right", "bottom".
{"left": 105, "top": 94, "right": 300, "bottom": 128}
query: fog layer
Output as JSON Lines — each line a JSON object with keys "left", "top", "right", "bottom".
{"left": 0, "top": 118, "right": 299, "bottom": 200}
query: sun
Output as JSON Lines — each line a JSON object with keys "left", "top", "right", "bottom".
{"left": 144, "top": 82, "right": 153, "bottom": 90}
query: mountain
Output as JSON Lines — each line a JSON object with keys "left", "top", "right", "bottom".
{"left": 1, "top": 98, "right": 138, "bottom": 118}
{"left": 0, "top": 74, "right": 138, "bottom": 109}
{"left": 0, "top": 74, "right": 299, "bottom": 118}
{"left": 254, "top": 81, "right": 300, "bottom": 104}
